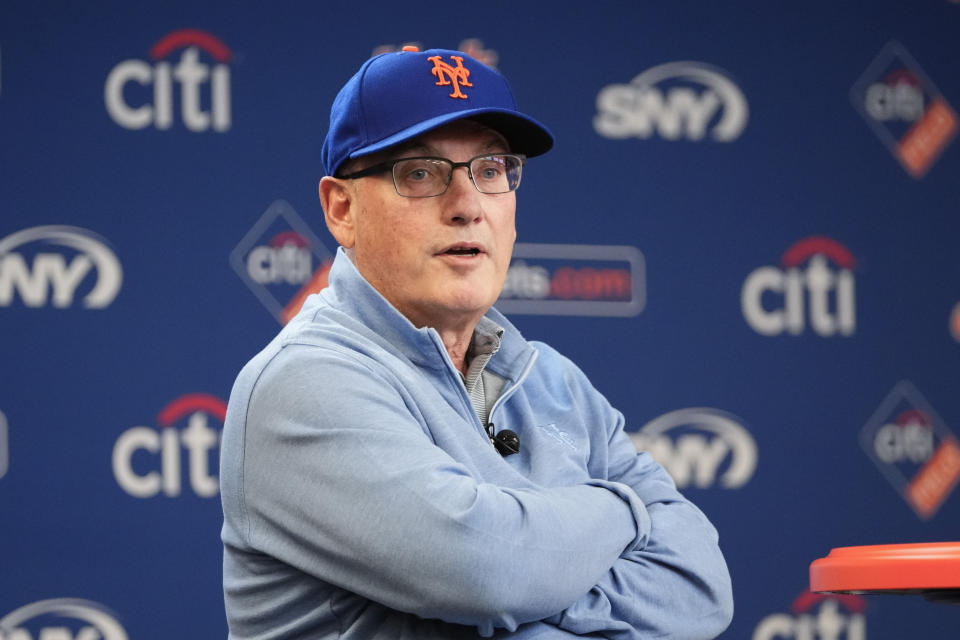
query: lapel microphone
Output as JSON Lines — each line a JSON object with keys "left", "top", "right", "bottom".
{"left": 490, "top": 424, "right": 520, "bottom": 456}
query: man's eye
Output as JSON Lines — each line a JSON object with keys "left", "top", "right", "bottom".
{"left": 475, "top": 162, "right": 504, "bottom": 180}
{"left": 398, "top": 160, "right": 443, "bottom": 182}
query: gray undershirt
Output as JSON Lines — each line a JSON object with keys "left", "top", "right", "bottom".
{"left": 457, "top": 317, "right": 506, "bottom": 429}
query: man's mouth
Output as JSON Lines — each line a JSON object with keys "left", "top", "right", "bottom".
{"left": 444, "top": 247, "right": 481, "bottom": 256}
{"left": 439, "top": 243, "right": 483, "bottom": 256}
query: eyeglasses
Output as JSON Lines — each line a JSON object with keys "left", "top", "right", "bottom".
{"left": 336, "top": 153, "right": 525, "bottom": 198}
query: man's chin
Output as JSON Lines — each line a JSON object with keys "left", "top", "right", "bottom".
{"left": 431, "top": 289, "right": 500, "bottom": 318}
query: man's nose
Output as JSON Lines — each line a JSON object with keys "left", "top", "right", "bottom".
{"left": 443, "top": 166, "right": 484, "bottom": 222}
{"left": 449, "top": 164, "right": 477, "bottom": 191}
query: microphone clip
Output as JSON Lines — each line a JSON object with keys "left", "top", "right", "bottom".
{"left": 491, "top": 426, "right": 520, "bottom": 457}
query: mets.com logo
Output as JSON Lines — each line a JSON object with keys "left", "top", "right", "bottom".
{"left": 741, "top": 237, "right": 856, "bottom": 337}
{"left": 630, "top": 408, "right": 757, "bottom": 489}
{"left": 105, "top": 28, "right": 233, "bottom": 132}
{"left": 0, "top": 225, "right": 123, "bottom": 309}
{"left": 498, "top": 243, "right": 645, "bottom": 317}
{"left": 0, "top": 598, "right": 128, "bottom": 640}
{"left": 860, "top": 380, "right": 960, "bottom": 519}
{"left": 112, "top": 393, "right": 226, "bottom": 498}
{"left": 851, "top": 41, "right": 957, "bottom": 178}
{"left": 594, "top": 61, "right": 748, "bottom": 142}
{"left": 752, "top": 591, "right": 867, "bottom": 640}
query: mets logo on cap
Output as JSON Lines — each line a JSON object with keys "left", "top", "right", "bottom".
{"left": 429, "top": 55, "right": 472, "bottom": 99}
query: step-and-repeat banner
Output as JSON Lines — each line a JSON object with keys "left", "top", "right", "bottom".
{"left": 2, "top": 2, "right": 958, "bottom": 638}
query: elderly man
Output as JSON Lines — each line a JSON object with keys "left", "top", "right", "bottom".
{"left": 220, "top": 46, "right": 733, "bottom": 639}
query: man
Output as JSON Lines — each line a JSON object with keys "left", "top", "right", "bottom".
{"left": 220, "top": 47, "right": 733, "bottom": 639}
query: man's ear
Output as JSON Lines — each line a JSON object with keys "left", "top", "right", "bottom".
{"left": 319, "top": 176, "right": 356, "bottom": 248}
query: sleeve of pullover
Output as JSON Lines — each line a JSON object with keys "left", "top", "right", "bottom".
{"left": 542, "top": 375, "right": 735, "bottom": 639}
{"left": 228, "top": 345, "right": 649, "bottom": 637}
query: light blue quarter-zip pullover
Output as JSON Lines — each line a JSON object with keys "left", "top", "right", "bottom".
{"left": 221, "top": 249, "right": 733, "bottom": 639}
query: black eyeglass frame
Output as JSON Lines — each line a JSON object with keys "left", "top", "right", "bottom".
{"left": 335, "top": 153, "right": 527, "bottom": 198}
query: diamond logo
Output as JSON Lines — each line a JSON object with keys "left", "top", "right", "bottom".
{"left": 851, "top": 41, "right": 958, "bottom": 178}
{"left": 860, "top": 381, "right": 960, "bottom": 519}
{"left": 230, "top": 200, "right": 334, "bottom": 324}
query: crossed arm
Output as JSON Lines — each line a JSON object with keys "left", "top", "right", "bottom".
{"left": 536, "top": 428, "right": 734, "bottom": 638}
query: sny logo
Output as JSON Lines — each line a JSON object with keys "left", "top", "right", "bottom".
{"left": 112, "top": 393, "right": 225, "bottom": 498}
{"left": 860, "top": 381, "right": 960, "bottom": 519}
{"left": 753, "top": 591, "right": 866, "bottom": 640}
{"left": 0, "top": 225, "right": 123, "bottom": 309}
{"left": 594, "top": 61, "right": 748, "bottom": 142}
{"left": 741, "top": 236, "right": 856, "bottom": 337}
{"left": 630, "top": 408, "right": 757, "bottom": 490}
{"left": 105, "top": 28, "right": 233, "bottom": 132}
{"left": 231, "top": 200, "right": 335, "bottom": 324}
{"left": 429, "top": 55, "right": 472, "bottom": 99}
{"left": 0, "top": 598, "right": 128, "bottom": 640}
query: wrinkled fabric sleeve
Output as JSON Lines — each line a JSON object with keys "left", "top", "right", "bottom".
{"left": 232, "top": 344, "right": 650, "bottom": 637}
{"left": 541, "top": 358, "right": 734, "bottom": 639}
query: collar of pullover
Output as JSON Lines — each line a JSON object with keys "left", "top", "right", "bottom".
{"left": 295, "top": 248, "right": 537, "bottom": 383}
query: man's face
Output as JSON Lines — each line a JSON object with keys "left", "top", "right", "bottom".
{"left": 345, "top": 121, "right": 517, "bottom": 329}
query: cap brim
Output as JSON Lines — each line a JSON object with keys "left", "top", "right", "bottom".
{"left": 347, "top": 107, "right": 554, "bottom": 162}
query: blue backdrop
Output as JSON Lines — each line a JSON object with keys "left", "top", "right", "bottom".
{"left": 2, "top": 2, "right": 959, "bottom": 638}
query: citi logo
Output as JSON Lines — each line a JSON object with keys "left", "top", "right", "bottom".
{"left": 0, "top": 598, "right": 128, "bottom": 640}
{"left": 594, "top": 61, "right": 748, "bottom": 142}
{"left": 741, "top": 237, "right": 856, "bottom": 337}
{"left": 865, "top": 70, "right": 924, "bottom": 123}
{"left": 105, "top": 29, "right": 232, "bottom": 132}
{"left": 872, "top": 408, "right": 934, "bottom": 465}
{"left": 246, "top": 231, "right": 316, "bottom": 286}
{"left": 753, "top": 592, "right": 866, "bottom": 640}
{"left": 0, "top": 225, "right": 123, "bottom": 309}
{"left": 629, "top": 408, "right": 757, "bottom": 489}
{"left": 112, "top": 393, "right": 225, "bottom": 498}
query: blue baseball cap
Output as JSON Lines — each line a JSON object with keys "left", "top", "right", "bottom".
{"left": 321, "top": 47, "right": 554, "bottom": 177}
